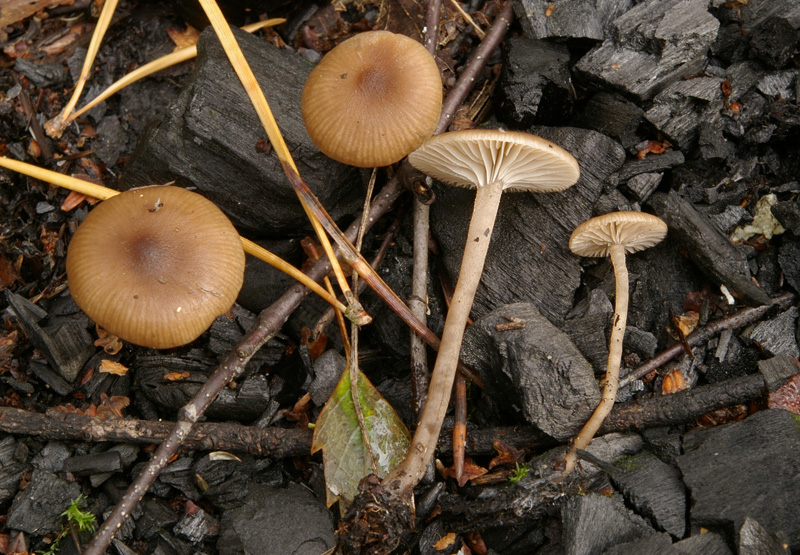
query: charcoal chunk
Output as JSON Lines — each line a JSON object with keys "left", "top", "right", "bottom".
{"left": 0, "top": 437, "right": 29, "bottom": 505}
{"left": 644, "top": 77, "right": 724, "bottom": 150}
{"left": 749, "top": 16, "right": 798, "bottom": 69}
{"left": 7, "top": 470, "right": 82, "bottom": 534}
{"left": 573, "top": 92, "right": 644, "bottom": 150}
{"left": 677, "top": 410, "right": 800, "bottom": 551}
{"left": 743, "top": 306, "right": 799, "bottom": 358}
{"left": 648, "top": 190, "right": 771, "bottom": 305}
{"left": 673, "top": 532, "right": 733, "bottom": 554}
{"left": 561, "top": 493, "right": 656, "bottom": 555}
{"left": 216, "top": 482, "right": 334, "bottom": 554}
{"left": 498, "top": 37, "right": 573, "bottom": 127}
{"left": 512, "top": 0, "right": 604, "bottom": 41}
{"left": 462, "top": 303, "right": 600, "bottom": 440}
{"left": 123, "top": 26, "right": 362, "bottom": 237}
{"left": 611, "top": 452, "right": 687, "bottom": 538}
{"left": 574, "top": 0, "right": 720, "bottom": 101}
{"left": 739, "top": 517, "right": 790, "bottom": 555}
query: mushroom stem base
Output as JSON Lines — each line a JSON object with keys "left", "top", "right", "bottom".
{"left": 562, "top": 244, "right": 629, "bottom": 477}
{"left": 386, "top": 178, "right": 506, "bottom": 493}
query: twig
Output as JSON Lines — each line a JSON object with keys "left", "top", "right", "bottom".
{"left": 311, "top": 216, "right": 400, "bottom": 341}
{"left": 0, "top": 406, "right": 312, "bottom": 456}
{"left": 453, "top": 373, "right": 468, "bottom": 486}
{"left": 435, "top": 1, "right": 510, "bottom": 135}
{"left": 407, "top": 0, "right": 441, "bottom": 448}
{"left": 13, "top": 72, "right": 52, "bottom": 160}
{"left": 350, "top": 168, "right": 378, "bottom": 475}
{"left": 45, "top": 0, "right": 120, "bottom": 138}
{"left": 619, "top": 292, "right": 794, "bottom": 389}
{"left": 601, "top": 373, "right": 767, "bottom": 433}
{"left": 447, "top": 0, "right": 486, "bottom": 39}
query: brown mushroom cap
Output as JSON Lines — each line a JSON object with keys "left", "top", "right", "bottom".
{"left": 66, "top": 185, "right": 245, "bottom": 349}
{"left": 301, "top": 30, "right": 442, "bottom": 168}
{"left": 569, "top": 211, "right": 668, "bottom": 258}
{"left": 407, "top": 129, "right": 580, "bottom": 192}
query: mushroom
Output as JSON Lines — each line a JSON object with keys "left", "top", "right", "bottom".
{"left": 66, "top": 185, "right": 245, "bottom": 349}
{"left": 562, "top": 211, "right": 667, "bottom": 476}
{"left": 386, "top": 129, "right": 580, "bottom": 491}
{"left": 301, "top": 30, "right": 442, "bottom": 168}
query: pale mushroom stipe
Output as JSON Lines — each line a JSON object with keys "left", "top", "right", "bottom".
{"left": 562, "top": 211, "right": 668, "bottom": 477}
{"left": 301, "top": 30, "right": 442, "bottom": 168}
{"left": 66, "top": 185, "right": 245, "bottom": 349}
{"left": 386, "top": 129, "right": 581, "bottom": 492}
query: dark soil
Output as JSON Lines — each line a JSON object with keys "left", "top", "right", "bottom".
{"left": 1, "top": 0, "right": 800, "bottom": 554}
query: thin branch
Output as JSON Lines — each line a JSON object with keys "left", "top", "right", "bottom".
{"left": 45, "top": 0, "right": 120, "bottom": 138}
{"left": 619, "top": 292, "right": 795, "bottom": 389}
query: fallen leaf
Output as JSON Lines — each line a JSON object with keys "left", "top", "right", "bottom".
{"left": 208, "top": 451, "right": 241, "bottom": 461}
{"left": 0, "top": 257, "right": 20, "bottom": 287}
{"left": 488, "top": 439, "right": 525, "bottom": 469}
{"left": 442, "top": 457, "right": 488, "bottom": 485}
{"left": 163, "top": 371, "right": 190, "bottom": 381}
{"left": 96, "top": 393, "right": 129, "bottom": 419}
{"left": 61, "top": 191, "right": 95, "bottom": 212}
{"left": 768, "top": 372, "right": 800, "bottom": 414}
{"left": 167, "top": 24, "right": 201, "bottom": 50}
{"left": 98, "top": 359, "right": 128, "bottom": 375}
{"left": 95, "top": 326, "right": 123, "bottom": 355}
{"left": 662, "top": 369, "right": 688, "bottom": 395}
{"left": 434, "top": 532, "right": 457, "bottom": 550}
{"left": 312, "top": 366, "right": 410, "bottom": 507}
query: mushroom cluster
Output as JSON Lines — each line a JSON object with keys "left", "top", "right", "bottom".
{"left": 386, "top": 129, "right": 581, "bottom": 490}
{"left": 66, "top": 185, "right": 245, "bottom": 349}
{"left": 301, "top": 30, "right": 442, "bottom": 168}
{"left": 562, "top": 211, "right": 668, "bottom": 476}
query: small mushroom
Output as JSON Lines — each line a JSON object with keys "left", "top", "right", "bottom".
{"left": 301, "top": 30, "right": 442, "bottom": 168}
{"left": 562, "top": 211, "right": 667, "bottom": 477}
{"left": 66, "top": 185, "right": 245, "bottom": 349}
{"left": 387, "top": 129, "right": 580, "bottom": 491}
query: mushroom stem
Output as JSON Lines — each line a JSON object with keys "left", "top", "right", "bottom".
{"left": 562, "top": 243, "right": 629, "bottom": 476}
{"left": 387, "top": 178, "right": 506, "bottom": 492}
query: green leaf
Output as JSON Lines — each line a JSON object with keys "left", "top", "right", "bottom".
{"left": 311, "top": 366, "right": 410, "bottom": 507}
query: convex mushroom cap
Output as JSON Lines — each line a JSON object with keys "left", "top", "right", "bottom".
{"left": 408, "top": 128, "right": 580, "bottom": 192}
{"left": 66, "top": 185, "right": 245, "bottom": 349}
{"left": 569, "top": 211, "right": 668, "bottom": 257}
{"left": 301, "top": 30, "right": 442, "bottom": 168}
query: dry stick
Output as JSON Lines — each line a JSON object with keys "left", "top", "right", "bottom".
{"left": 619, "top": 291, "right": 795, "bottom": 389}
{"left": 407, "top": 0, "right": 442, "bottom": 470}
{"left": 44, "top": 0, "right": 120, "bottom": 138}
{"left": 453, "top": 373, "right": 468, "bottom": 485}
{"left": 311, "top": 216, "right": 400, "bottom": 341}
{"left": 350, "top": 168, "right": 379, "bottom": 475}
{"left": 70, "top": 19, "right": 286, "bottom": 122}
{"left": 83, "top": 9, "right": 509, "bottom": 550}
{"left": 13, "top": 72, "right": 52, "bottom": 160}
{"left": 0, "top": 370, "right": 772, "bottom": 458}
{"left": 283, "top": 163, "right": 483, "bottom": 386}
